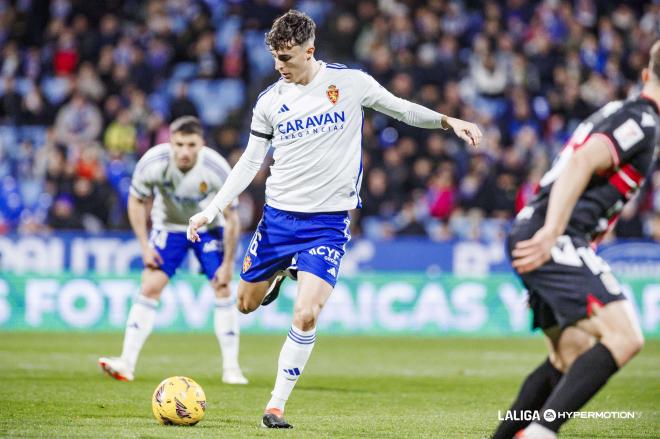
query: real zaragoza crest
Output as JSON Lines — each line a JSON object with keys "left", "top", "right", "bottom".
{"left": 242, "top": 255, "right": 252, "bottom": 273}
{"left": 326, "top": 84, "right": 339, "bottom": 104}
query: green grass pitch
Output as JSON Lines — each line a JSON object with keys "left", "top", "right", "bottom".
{"left": 0, "top": 333, "right": 657, "bottom": 438}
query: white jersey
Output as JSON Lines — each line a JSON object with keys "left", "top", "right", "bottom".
{"left": 130, "top": 143, "right": 235, "bottom": 232}
{"left": 252, "top": 61, "right": 407, "bottom": 212}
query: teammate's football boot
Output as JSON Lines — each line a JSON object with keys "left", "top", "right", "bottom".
{"left": 98, "top": 356, "right": 134, "bottom": 381}
{"left": 261, "top": 408, "right": 293, "bottom": 428}
{"left": 222, "top": 367, "right": 249, "bottom": 385}
{"left": 514, "top": 425, "right": 557, "bottom": 439}
{"left": 261, "top": 265, "right": 298, "bottom": 306}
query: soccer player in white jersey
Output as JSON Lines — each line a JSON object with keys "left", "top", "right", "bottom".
{"left": 187, "top": 11, "right": 482, "bottom": 428}
{"left": 99, "top": 116, "right": 248, "bottom": 385}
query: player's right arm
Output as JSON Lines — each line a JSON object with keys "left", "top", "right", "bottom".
{"left": 129, "top": 148, "right": 165, "bottom": 268}
{"left": 127, "top": 194, "right": 163, "bottom": 269}
{"left": 188, "top": 96, "right": 273, "bottom": 242}
{"left": 187, "top": 134, "right": 269, "bottom": 242}
{"left": 511, "top": 136, "right": 613, "bottom": 273}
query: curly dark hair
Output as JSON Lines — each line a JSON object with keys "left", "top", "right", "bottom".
{"left": 265, "top": 9, "right": 316, "bottom": 51}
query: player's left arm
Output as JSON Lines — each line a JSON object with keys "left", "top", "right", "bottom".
{"left": 511, "top": 137, "right": 614, "bottom": 273}
{"left": 212, "top": 205, "right": 240, "bottom": 290}
{"left": 358, "top": 72, "right": 482, "bottom": 146}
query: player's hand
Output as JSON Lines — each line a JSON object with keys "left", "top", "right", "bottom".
{"left": 212, "top": 262, "right": 233, "bottom": 291}
{"left": 511, "top": 227, "right": 557, "bottom": 274}
{"left": 445, "top": 116, "right": 483, "bottom": 147}
{"left": 187, "top": 212, "right": 209, "bottom": 242}
{"left": 142, "top": 247, "right": 163, "bottom": 269}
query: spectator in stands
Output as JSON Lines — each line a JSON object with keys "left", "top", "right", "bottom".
{"left": 427, "top": 167, "right": 457, "bottom": 221}
{"left": 1, "top": 41, "right": 20, "bottom": 77}
{"left": 104, "top": 108, "right": 136, "bottom": 156}
{"left": 1, "top": 77, "right": 22, "bottom": 123}
{"left": 0, "top": 0, "right": 656, "bottom": 241}
{"left": 54, "top": 92, "right": 103, "bottom": 144}
{"left": 76, "top": 62, "right": 106, "bottom": 102}
{"left": 47, "top": 194, "right": 82, "bottom": 230}
{"left": 22, "top": 88, "right": 55, "bottom": 125}
{"left": 53, "top": 30, "right": 79, "bottom": 75}
{"left": 394, "top": 199, "right": 427, "bottom": 236}
{"left": 169, "top": 82, "right": 199, "bottom": 121}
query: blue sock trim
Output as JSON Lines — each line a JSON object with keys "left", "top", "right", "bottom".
{"left": 287, "top": 327, "right": 316, "bottom": 345}
{"left": 135, "top": 296, "right": 158, "bottom": 310}
{"left": 215, "top": 301, "right": 234, "bottom": 309}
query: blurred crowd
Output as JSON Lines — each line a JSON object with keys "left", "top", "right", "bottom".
{"left": 0, "top": 0, "right": 659, "bottom": 242}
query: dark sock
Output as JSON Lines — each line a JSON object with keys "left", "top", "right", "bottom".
{"left": 492, "top": 358, "right": 563, "bottom": 439}
{"left": 539, "top": 343, "right": 619, "bottom": 432}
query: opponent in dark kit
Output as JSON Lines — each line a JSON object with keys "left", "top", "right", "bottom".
{"left": 492, "top": 40, "right": 660, "bottom": 439}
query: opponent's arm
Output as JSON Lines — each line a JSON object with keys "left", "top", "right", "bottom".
{"left": 128, "top": 194, "right": 163, "bottom": 268}
{"left": 363, "top": 75, "right": 482, "bottom": 146}
{"left": 212, "top": 206, "right": 240, "bottom": 290}
{"left": 188, "top": 134, "right": 270, "bottom": 242}
{"left": 512, "top": 137, "right": 614, "bottom": 273}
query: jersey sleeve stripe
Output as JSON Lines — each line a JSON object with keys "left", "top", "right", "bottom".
{"left": 255, "top": 79, "right": 281, "bottom": 104}
{"left": 206, "top": 157, "right": 232, "bottom": 175}
{"left": 250, "top": 129, "right": 273, "bottom": 140}
{"left": 355, "top": 110, "right": 365, "bottom": 208}
{"left": 591, "top": 132, "right": 620, "bottom": 168}
{"left": 135, "top": 152, "right": 170, "bottom": 174}
{"left": 609, "top": 173, "right": 632, "bottom": 198}
{"left": 130, "top": 184, "right": 150, "bottom": 199}
{"left": 620, "top": 164, "right": 643, "bottom": 184}
{"left": 203, "top": 161, "right": 229, "bottom": 179}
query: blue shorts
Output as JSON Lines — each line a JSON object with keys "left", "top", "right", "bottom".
{"left": 240, "top": 205, "right": 351, "bottom": 287}
{"left": 148, "top": 228, "right": 224, "bottom": 279}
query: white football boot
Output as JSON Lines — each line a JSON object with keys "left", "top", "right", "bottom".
{"left": 222, "top": 367, "right": 249, "bottom": 385}
{"left": 98, "top": 356, "right": 134, "bottom": 382}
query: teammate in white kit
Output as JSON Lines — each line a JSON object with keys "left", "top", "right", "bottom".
{"left": 187, "top": 11, "right": 482, "bottom": 427}
{"left": 99, "top": 116, "right": 247, "bottom": 385}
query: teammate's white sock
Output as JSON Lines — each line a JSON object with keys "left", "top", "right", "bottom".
{"left": 120, "top": 295, "right": 158, "bottom": 372}
{"left": 214, "top": 297, "right": 240, "bottom": 370}
{"left": 266, "top": 325, "right": 316, "bottom": 413}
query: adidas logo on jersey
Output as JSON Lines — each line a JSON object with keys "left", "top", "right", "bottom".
{"left": 327, "top": 267, "right": 337, "bottom": 277}
{"left": 278, "top": 104, "right": 290, "bottom": 113}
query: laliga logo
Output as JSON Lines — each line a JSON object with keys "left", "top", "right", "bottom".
{"left": 543, "top": 409, "right": 557, "bottom": 422}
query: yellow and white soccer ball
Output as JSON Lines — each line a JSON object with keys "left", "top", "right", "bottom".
{"left": 151, "top": 376, "right": 206, "bottom": 426}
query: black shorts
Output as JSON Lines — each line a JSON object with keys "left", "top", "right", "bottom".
{"left": 508, "top": 215, "right": 627, "bottom": 330}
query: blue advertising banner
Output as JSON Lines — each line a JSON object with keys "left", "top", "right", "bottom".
{"left": 0, "top": 233, "right": 657, "bottom": 275}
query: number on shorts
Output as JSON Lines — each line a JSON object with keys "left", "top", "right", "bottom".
{"left": 248, "top": 230, "right": 262, "bottom": 257}
{"left": 150, "top": 230, "right": 168, "bottom": 249}
{"left": 550, "top": 235, "right": 608, "bottom": 275}
{"left": 550, "top": 236, "right": 582, "bottom": 267}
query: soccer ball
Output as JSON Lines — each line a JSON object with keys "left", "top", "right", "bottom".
{"left": 151, "top": 376, "right": 206, "bottom": 426}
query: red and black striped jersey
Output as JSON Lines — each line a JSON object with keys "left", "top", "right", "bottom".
{"left": 528, "top": 94, "right": 660, "bottom": 244}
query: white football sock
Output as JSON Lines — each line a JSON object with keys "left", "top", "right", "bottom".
{"left": 266, "top": 325, "right": 316, "bottom": 413}
{"left": 214, "top": 297, "right": 240, "bottom": 370}
{"left": 120, "top": 295, "right": 158, "bottom": 371}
